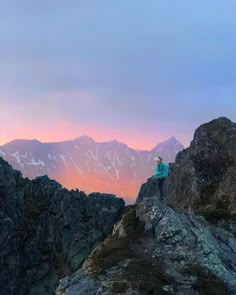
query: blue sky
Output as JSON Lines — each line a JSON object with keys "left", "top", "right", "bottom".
{"left": 1, "top": 1, "right": 236, "bottom": 148}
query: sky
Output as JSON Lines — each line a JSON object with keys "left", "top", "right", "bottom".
{"left": 1, "top": 1, "right": 236, "bottom": 149}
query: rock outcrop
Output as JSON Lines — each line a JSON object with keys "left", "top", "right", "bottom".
{"left": 137, "top": 117, "right": 236, "bottom": 233}
{"left": 56, "top": 197, "right": 236, "bottom": 295}
{"left": 168, "top": 117, "right": 236, "bottom": 212}
{"left": 0, "top": 157, "right": 124, "bottom": 295}
{"left": 56, "top": 117, "right": 236, "bottom": 295}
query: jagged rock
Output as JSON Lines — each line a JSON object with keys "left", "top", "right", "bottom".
{"left": 56, "top": 197, "right": 236, "bottom": 294}
{"left": 137, "top": 197, "right": 236, "bottom": 294}
{"left": 136, "top": 176, "right": 161, "bottom": 204}
{"left": 137, "top": 117, "right": 236, "bottom": 233}
{"left": 0, "top": 157, "right": 125, "bottom": 295}
{"left": 168, "top": 117, "right": 236, "bottom": 207}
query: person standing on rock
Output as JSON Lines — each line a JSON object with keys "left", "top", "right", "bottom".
{"left": 153, "top": 156, "right": 169, "bottom": 202}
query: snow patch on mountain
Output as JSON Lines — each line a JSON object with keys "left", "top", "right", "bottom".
{"left": 60, "top": 155, "right": 68, "bottom": 167}
{"left": 10, "top": 152, "right": 23, "bottom": 166}
{"left": 26, "top": 158, "right": 45, "bottom": 167}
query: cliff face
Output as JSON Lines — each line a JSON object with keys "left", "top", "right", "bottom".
{"left": 167, "top": 117, "right": 236, "bottom": 211}
{"left": 56, "top": 197, "right": 236, "bottom": 295}
{"left": 0, "top": 157, "right": 124, "bottom": 295}
{"left": 137, "top": 117, "right": 236, "bottom": 233}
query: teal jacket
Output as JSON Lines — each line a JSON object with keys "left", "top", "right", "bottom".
{"left": 154, "top": 162, "right": 169, "bottom": 178}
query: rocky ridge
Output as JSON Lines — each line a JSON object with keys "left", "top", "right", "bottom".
{"left": 0, "top": 157, "right": 124, "bottom": 295}
{"left": 56, "top": 197, "right": 236, "bottom": 295}
{"left": 56, "top": 117, "right": 236, "bottom": 295}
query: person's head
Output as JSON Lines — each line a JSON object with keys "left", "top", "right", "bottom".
{"left": 154, "top": 156, "right": 163, "bottom": 164}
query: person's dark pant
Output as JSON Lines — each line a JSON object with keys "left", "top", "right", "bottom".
{"left": 158, "top": 178, "right": 165, "bottom": 201}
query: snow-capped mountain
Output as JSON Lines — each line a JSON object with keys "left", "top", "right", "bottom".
{"left": 0, "top": 135, "right": 184, "bottom": 202}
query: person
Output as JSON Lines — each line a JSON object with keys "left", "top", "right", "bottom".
{"left": 153, "top": 156, "right": 169, "bottom": 202}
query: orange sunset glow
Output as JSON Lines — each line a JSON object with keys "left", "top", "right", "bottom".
{"left": 0, "top": 117, "right": 183, "bottom": 151}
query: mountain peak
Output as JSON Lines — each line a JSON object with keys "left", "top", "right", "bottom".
{"left": 191, "top": 116, "right": 236, "bottom": 147}
{"left": 100, "top": 139, "right": 128, "bottom": 147}
{"left": 2, "top": 138, "right": 42, "bottom": 148}
{"left": 162, "top": 136, "right": 178, "bottom": 144}
{"left": 151, "top": 137, "right": 184, "bottom": 151}
{"left": 169, "top": 135, "right": 177, "bottom": 141}
{"left": 73, "top": 135, "right": 95, "bottom": 144}
{"left": 150, "top": 137, "right": 184, "bottom": 163}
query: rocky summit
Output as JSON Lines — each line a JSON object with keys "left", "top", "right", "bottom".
{"left": 168, "top": 117, "right": 236, "bottom": 217}
{"left": 0, "top": 157, "right": 124, "bottom": 295}
{"left": 56, "top": 117, "right": 236, "bottom": 295}
{"left": 1, "top": 116, "right": 236, "bottom": 295}
{"left": 137, "top": 117, "right": 236, "bottom": 233}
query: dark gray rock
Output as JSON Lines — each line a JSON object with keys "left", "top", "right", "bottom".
{"left": 0, "top": 157, "right": 125, "bottom": 295}
{"left": 136, "top": 176, "right": 161, "bottom": 204}
{"left": 56, "top": 197, "right": 236, "bottom": 294}
{"left": 136, "top": 117, "right": 236, "bottom": 233}
{"left": 167, "top": 117, "right": 236, "bottom": 210}
{"left": 137, "top": 197, "right": 236, "bottom": 294}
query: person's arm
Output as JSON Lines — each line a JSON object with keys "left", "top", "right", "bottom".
{"left": 165, "top": 163, "right": 170, "bottom": 176}
{"left": 154, "top": 165, "right": 162, "bottom": 177}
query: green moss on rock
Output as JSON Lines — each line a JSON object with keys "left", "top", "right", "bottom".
{"left": 90, "top": 208, "right": 144, "bottom": 276}
{"left": 111, "top": 281, "right": 129, "bottom": 294}
{"left": 182, "top": 264, "right": 228, "bottom": 295}
{"left": 196, "top": 195, "right": 231, "bottom": 223}
{"left": 122, "top": 258, "right": 172, "bottom": 295}
{"left": 90, "top": 208, "right": 174, "bottom": 294}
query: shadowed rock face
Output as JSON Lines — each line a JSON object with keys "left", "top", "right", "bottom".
{"left": 168, "top": 117, "right": 236, "bottom": 209}
{"left": 137, "top": 117, "right": 236, "bottom": 233}
{"left": 56, "top": 198, "right": 236, "bottom": 295}
{"left": 0, "top": 157, "right": 125, "bottom": 295}
{"left": 136, "top": 176, "right": 161, "bottom": 204}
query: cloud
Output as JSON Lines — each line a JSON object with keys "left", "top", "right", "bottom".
{"left": 0, "top": 0, "right": 236, "bottom": 148}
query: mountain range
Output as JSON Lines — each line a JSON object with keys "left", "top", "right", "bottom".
{"left": 1, "top": 117, "right": 236, "bottom": 295}
{"left": 0, "top": 135, "right": 184, "bottom": 202}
